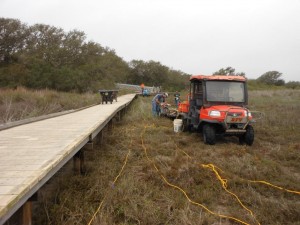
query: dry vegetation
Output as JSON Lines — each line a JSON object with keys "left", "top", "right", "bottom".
{"left": 0, "top": 87, "right": 101, "bottom": 123}
{"left": 1, "top": 88, "right": 299, "bottom": 224}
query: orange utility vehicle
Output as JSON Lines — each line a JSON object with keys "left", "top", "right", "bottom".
{"left": 178, "top": 75, "right": 254, "bottom": 145}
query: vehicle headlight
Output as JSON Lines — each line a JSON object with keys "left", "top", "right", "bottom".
{"left": 209, "top": 110, "right": 221, "bottom": 117}
{"left": 244, "top": 110, "right": 251, "bottom": 117}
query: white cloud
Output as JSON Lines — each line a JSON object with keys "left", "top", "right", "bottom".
{"left": 1, "top": 0, "right": 299, "bottom": 81}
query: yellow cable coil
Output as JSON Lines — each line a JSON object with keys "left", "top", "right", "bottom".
{"left": 141, "top": 128, "right": 253, "bottom": 225}
{"left": 178, "top": 145, "right": 300, "bottom": 224}
{"left": 201, "top": 164, "right": 260, "bottom": 225}
{"left": 179, "top": 147, "right": 259, "bottom": 224}
{"left": 178, "top": 146, "right": 300, "bottom": 195}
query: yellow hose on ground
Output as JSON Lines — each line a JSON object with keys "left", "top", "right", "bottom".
{"left": 141, "top": 127, "right": 253, "bottom": 225}
{"left": 87, "top": 147, "right": 131, "bottom": 225}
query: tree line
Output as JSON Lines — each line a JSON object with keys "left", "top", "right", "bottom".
{"left": 213, "top": 66, "right": 299, "bottom": 89}
{"left": 0, "top": 18, "right": 189, "bottom": 93}
{"left": 1, "top": 18, "right": 299, "bottom": 93}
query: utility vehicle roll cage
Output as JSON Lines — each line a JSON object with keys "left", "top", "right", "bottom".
{"left": 189, "top": 75, "right": 248, "bottom": 108}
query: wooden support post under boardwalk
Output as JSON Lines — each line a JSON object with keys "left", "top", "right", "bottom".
{"left": 83, "top": 134, "right": 93, "bottom": 151}
{"left": 9, "top": 193, "right": 38, "bottom": 225}
{"left": 22, "top": 201, "right": 32, "bottom": 225}
{"left": 96, "top": 130, "right": 104, "bottom": 146}
{"left": 121, "top": 108, "right": 126, "bottom": 118}
{"left": 108, "top": 119, "right": 113, "bottom": 131}
{"left": 97, "top": 130, "right": 103, "bottom": 146}
{"left": 116, "top": 111, "right": 121, "bottom": 121}
{"left": 73, "top": 150, "right": 85, "bottom": 174}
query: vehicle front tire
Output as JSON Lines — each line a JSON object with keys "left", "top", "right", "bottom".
{"left": 181, "top": 118, "right": 190, "bottom": 132}
{"left": 239, "top": 125, "right": 254, "bottom": 146}
{"left": 203, "top": 124, "right": 216, "bottom": 145}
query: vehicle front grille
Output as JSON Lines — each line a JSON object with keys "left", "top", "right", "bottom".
{"left": 227, "top": 112, "right": 242, "bottom": 117}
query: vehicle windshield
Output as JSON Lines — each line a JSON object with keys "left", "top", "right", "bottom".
{"left": 206, "top": 81, "right": 245, "bottom": 102}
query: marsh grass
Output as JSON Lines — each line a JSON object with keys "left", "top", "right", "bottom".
{"left": 4, "top": 88, "right": 299, "bottom": 224}
{"left": 0, "top": 87, "right": 116, "bottom": 123}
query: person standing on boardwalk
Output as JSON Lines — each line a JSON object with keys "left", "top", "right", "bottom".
{"left": 151, "top": 92, "right": 168, "bottom": 116}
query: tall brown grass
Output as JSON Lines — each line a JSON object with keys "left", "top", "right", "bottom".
{"left": 0, "top": 87, "right": 99, "bottom": 123}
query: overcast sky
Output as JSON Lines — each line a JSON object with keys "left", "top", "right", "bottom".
{"left": 1, "top": 0, "right": 300, "bottom": 81}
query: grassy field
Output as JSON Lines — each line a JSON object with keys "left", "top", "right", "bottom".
{"left": 1, "top": 88, "right": 299, "bottom": 224}
{"left": 0, "top": 87, "right": 101, "bottom": 123}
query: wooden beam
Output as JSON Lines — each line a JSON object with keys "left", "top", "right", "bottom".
{"left": 115, "top": 111, "right": 121, "bottom": 121}
{"left": 22, "top": 201, "right": 32, "bottom": 225}
{"left": 96, "top": 130, "right": 103, "bottom": 146}
{"left": 83, "top": 134, "right": 93, "bottom": 150}
{"left": 108, "top": 120, "right": 113, "bottom": 131}
{"left": 73, "top": 150, "right": 85, "bottom": 174}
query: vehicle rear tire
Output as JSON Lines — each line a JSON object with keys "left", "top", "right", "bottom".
{"left": 239, "top": 125, "right": 254, "bottom": 146}
{"left": 181, "top": 118, "right": 190, "bottom": 132}
{"left": 203, "top": 124, "right": 216, "bottom": 145}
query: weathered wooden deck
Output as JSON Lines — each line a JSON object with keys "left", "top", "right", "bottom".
{"left": 0, "top": 93, "right": 136, "bottom": 224}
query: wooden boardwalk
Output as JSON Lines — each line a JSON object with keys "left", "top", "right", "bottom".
{"left": 0, "top": 94, "right": 136, "bottom": 224}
